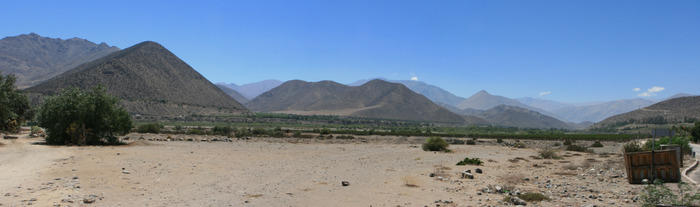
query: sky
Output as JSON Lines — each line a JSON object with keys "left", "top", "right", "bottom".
{"left": 1, "top": 0, "right": 699, "bottom": 103}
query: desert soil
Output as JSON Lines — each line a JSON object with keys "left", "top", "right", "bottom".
{"left": 0, "top": 133, "right": 695, "bottom": 207}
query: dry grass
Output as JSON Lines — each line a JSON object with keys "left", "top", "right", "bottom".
{"left": 402, "top": 176, "right": 420, "bottom": 188}
{"left": 433, "top": 164, "right": 450, "bottom": 178}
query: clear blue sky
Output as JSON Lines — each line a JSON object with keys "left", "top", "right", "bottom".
{"left": 2, "top": 0, "right": 699, "bottom": 102}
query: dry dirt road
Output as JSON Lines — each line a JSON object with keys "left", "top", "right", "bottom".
{"left": 0, "top": 133, "right": 676, "bottom": 206}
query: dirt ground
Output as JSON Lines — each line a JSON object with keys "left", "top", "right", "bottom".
{"left": 0, "top": 132, "right": 695, "bottom": 207}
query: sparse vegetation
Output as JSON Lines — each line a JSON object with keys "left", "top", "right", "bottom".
{"left": 496, "top": 138, "right": 503, "bottom": 143}
{"left": 512, "top": 142, "right": 526, "bottom": 148}
{"left": 37, "top": 86, "right": 132, "bottom": 145}
{"left": 422, "top": 137, "right": 449, "bottom": 152}
{"left": 456, "top": 157, "right": 483, "bottom": 166}
{"left": 644, "top": 136, "right": 691, "bottom": 154}
{"left": 623, "top": 141, "right": 645, "bottom": 153}
{"left": 563, "top": 139, "right": 573, "bottom": 145}
{"left": 566, "top": 144, "right": 593, "bottom": 153}
{"left": 590, "top": 140, "right": 604, "bottom": 148}
{"left": 466, "top": 140, "right": 476, "bottom": 145}
{"left": 538, "top": 148, "right": 562, "bottom": 159}
{"left": 518, "top": 192, "right": 550, "bottom": 202}
{"left": 641, "top": 181, "right": 700, "bottom": 207}
{"left": 137, "top": 123, "right": 162, "bottom": 134}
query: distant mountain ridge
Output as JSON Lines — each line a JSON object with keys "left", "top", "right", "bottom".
{"left": 594, "top": 96, "right": 700, "bottom": 128}
{"left": 216, "top": 84, "right": 249, "bottom": 104}
{"left": 221, "top": 79, "right": 283, "bottom": 100}
{"left": 550, "top": 98, "right": 655, "bottom": 123}
{"left": 246, "top": 79, "right": 465, "bottom": 122}
{"left": 476, "top": 105, "right": 573, "bottom": 129}
{"left": 349, "top": 78, "right": 465, "bottom": 106}
{"left": 0, "top": 33, "right": 120, "bottom": 88}
{"left": 26, "top": 41, "right": 249, "bottom": 117}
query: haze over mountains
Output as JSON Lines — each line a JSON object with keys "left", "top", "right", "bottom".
{"left": 0, "top": 33, "right": 120, "bottom": 88}
{"left": 26, "top": 41, "right": 249, "bottom": 117}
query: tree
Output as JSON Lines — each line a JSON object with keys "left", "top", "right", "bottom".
{"left": 37, "top": 86, "right": 132, "bottom": 145}
{"left": 422, "top": 137, "right": 449, "bottom": 151}
{"left": 692, "top": 121, "right": 700, "bottom": 143}
{"left": 0, "top": 72, "right": 32, "bottom": 132}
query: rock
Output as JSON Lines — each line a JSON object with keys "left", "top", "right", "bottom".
{"left": 83, "top": 198, "right": 96, "bottom": 204}
{"left": 341, "top": 181, "right": 350, "bottom": 186}
{"left": 462, "top": 172, "right": 474, "bottom": 179}
{"left": 122, "top": 171, "right": 131, "bottom": 174}
{"left": 510, "top": 197, "right": 527, "bottom": 205}
{"left": 3, "top": 135, "right": 19, "bottom": 139}
{"left": 475, "top": 168, "right": 483, "bottom": 173}
{"left": 429, "top": 173, "right": 435, "bottom": 177}
{"left": 465, "top": 169, "right": 471, "bottom": 173}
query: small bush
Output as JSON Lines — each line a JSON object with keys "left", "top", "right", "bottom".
{"left": 496, "top": 138, "right": 503, "bottom": 143}
{"left": 513, "top": 142, "right": 526, "bottom": 148}
{"left": 518, "top": 192, "right": 550, "bottom": 202}
{"left": 566, "top": 144, "right": 593, "bottom": 153}
{"left": 422, "top": 137, "right": 449, "bottom": 152}
{"left": 456, "top": 157, "right": 483, "bottom": 166}
{"left": 641, "top": 180, "right": 700, "bottom": 206}
{"left": 538, "top": 148, "right": 562, "bottom": 159}
{"left": 553, "top": 142, "right": 561, "bottom": 146}
{"left": 590, "top": 140, "right": 604, "bottom": 148}
{"left": 336, "top": 135, "right": 354, "bottom": 139}
{"left": 186, "top": 128, "right": 205, "bottom": 135}
{"left": 563, "top": 139, "right": 573, "bottom": 145}
{"left": 137, "top": 123, "right": 161, "bottom": 134}
{"left": 466, "top": 140, "right": 476, "bottom": 145}
{"left": 623, "top": 141, "right": 645, "bottom": 153}
{"left": 174, "top": 125, "right": 183, "bottom": 131}
{"left": 30, "top": 126, "right": 41, "bottom": 134}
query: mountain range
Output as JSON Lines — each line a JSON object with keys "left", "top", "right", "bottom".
{"left": 246, "top": 79, "right": 466, "bottom": 123}
{"left": 26, "top": 41, "right": 249, "bottom": 117}
{"left": 594, "top": 96, "right": 700, "bottom": 129}
{"left": 0, "top": 33, "right": 120, "bottom": 88}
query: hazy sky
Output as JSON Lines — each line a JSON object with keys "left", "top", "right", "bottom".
{"left": 2, "top": 0, "right": 699, "bottom": 102}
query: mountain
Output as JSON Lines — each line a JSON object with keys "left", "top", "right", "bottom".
{"left": 26, "top": 41, "right": 249, "bottom": 117}
{"left": 594, "top": 96, "right": 700, "bottom": 128}
{"left": 222, "top": 79, "right": 283, "bottom": 100}
{"left": 550, "top": 98, "right": 655, "bottom": 123}
{"left": 516, "top": 97, "right": 574, "bottom": 111}
{"left": 350, "top": 78, "right": 465, "bottom": 106}
{"left": 216, "top": 83, "right": 249, "bottom": 104}
{"left": 457, "top": 90, "right": 553, "bottom": 116}
{"left": 476, "top": 105, "right": 572, "bottom": 129}
{"left": 246, "top": 79, "right": 465, "bottom": 122}
{"left": 0, "top": 33, "right": 120, "bottom": 88}
{"left": 667, "top": 93, "right": 696, "bottom": 100}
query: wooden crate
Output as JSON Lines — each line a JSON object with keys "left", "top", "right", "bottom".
{"left": 624, "top": 149, "right": 680, "bottom": 184}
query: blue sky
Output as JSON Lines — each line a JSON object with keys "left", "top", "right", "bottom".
{"left": 2, "top": 0, "right": 699, "bottom": 102}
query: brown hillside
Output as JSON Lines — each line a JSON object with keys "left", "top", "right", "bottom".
{"left": 26, "top": 41, "right": 248, "bottom": 117}
{"left": 246, "top": 79, "right": 465, "bottom": 122}
{"left": 594, "top": 96, "right": 700, "bottom": 128}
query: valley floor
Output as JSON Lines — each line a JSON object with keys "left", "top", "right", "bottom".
{"left": 0, "top": 133, "right": 689, "bottom": 206}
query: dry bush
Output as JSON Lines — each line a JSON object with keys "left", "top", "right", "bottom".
{"left": 508, "top": 157, "right": 529, "bottom": 163}
{"left": 402, "top": 176, "right": 420, "bottom": 188}
{"left": 433, "top": 164, "right": 450, "bottom": 178}
{"left": 499, "top": 173, "right": 526, "bottom": 185}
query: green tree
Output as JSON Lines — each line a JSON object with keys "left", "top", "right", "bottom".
{"left": 37, "top": 86, "right": 132, "bottom": 145}
{"left": 422, "top": 137, "right": 449, "bottom": 151}
{"left": 691, "top": 122, "right": 700, "bottom": 143}
{"left": 0, "top": 72, "right": 32, "bottom": 132}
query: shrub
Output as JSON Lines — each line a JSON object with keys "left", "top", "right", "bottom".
{"left": 319, "top": 128, "right": 331, "bottom": 135}
{"left": 456, "top": 157, "right": 483, "bottom": 166}
{"left": 566, "top": 144, "right": 593, "bottom": 153}
{"left": 186, "top": 128, "right": 205, "bottom": 135}
{"left": 466, "top": 140, "right": 476, "bottom": 145}
{"left": 174, "top": 125, "right": 183, "bottom": 131}
{"left": 553, "top": 142, "right": 561, "bottom": 146}
{"left": 336, "top": 135, "right": 354, "bottom": 139}
{"left": 37, "top": 86, "right": 132, "bottom": 145}
{"left": 137, "top": 123, "right": 161, "bottom": 134}
{"left": 623, "top": 141, "right": 645, "bottom": 153}
{"left": 641, "top": 180, "right": 700, "bottom": 206}
{"left": 644, "top": 136, "right": 692, "bottom": 154}
{"left": 30, "top": 126, "right": 42, "bottom": 134}
{"left": 590, "top": 140, "right": 604, "bottom": 148}
{"left": 518, "top": 192, "right": 550, "bottom": 202}
{"left": 563, "top": 139, "right": 573, "bottom": 145}
{"left": 422, "top": 137, "right": 449, "bottom": 152}
{"left": 513, "top": 142, "right": 526, "bottom": 148}
{"left": 538, "top": 148, "right": 562, "bottom": 159}
{"left": 496, "top": 138, "right": 503, "bottom": 143}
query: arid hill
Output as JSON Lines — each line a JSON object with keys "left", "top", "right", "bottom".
{"left": 594, "top": 96, "right": 700, "bottom": 128}
{"left": 26, "top": 41, "right": 249, "bottom": 117}
{"left": 246, "top": 79, "right": 465, "bottom": 122}
{"left": 0, "top": 33, "right": 119, "bottom": 88}
{"left": 216, "top": 83, "right": 249, "bottom": 104}
{"left": 477, "top": 105, "right": 572, "bottom": 129}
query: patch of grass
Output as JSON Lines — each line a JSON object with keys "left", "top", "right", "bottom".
{"left": 456, "top": 157, "right": 483, "bottom": 166}
{"left": 518, "top": 192, "right": 550, "bottom": 202}
{"left": 538, "top": 148, "right": 562, "bottom": 159}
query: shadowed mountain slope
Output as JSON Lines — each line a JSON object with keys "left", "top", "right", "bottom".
{"left": 594, "top": 96, "right": 700, "bottom": 128}
{"left": 26, "top": 41, "right": 248, "bottom": 117}
{"left": 246, "top": 79, "right": 465, "bottom": 122}
{"left": 477, "top": 105, "right": 572, "bottom": 129}
{"left": 0, "top": 33, "right": 120, "bottom": 88}
{"left": 216, "top": 83, "right": 249, "bottom": 104}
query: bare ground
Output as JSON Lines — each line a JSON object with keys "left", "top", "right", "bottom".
{"left": 0, "top": 133, "right": 694, "bottom": 206}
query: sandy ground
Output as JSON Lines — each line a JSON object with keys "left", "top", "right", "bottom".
{"left": 0, "top": 133, "right": 695, "bottom": 207}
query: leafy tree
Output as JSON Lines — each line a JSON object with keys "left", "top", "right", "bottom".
{"left": 0, "top": 72, "right": 32, "bottom": 132}
{"left": 691, "top": 122, "right": 700, "bottom": 143}
{"left": 37, "top": 86, "right": 132, "bottom": 145}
